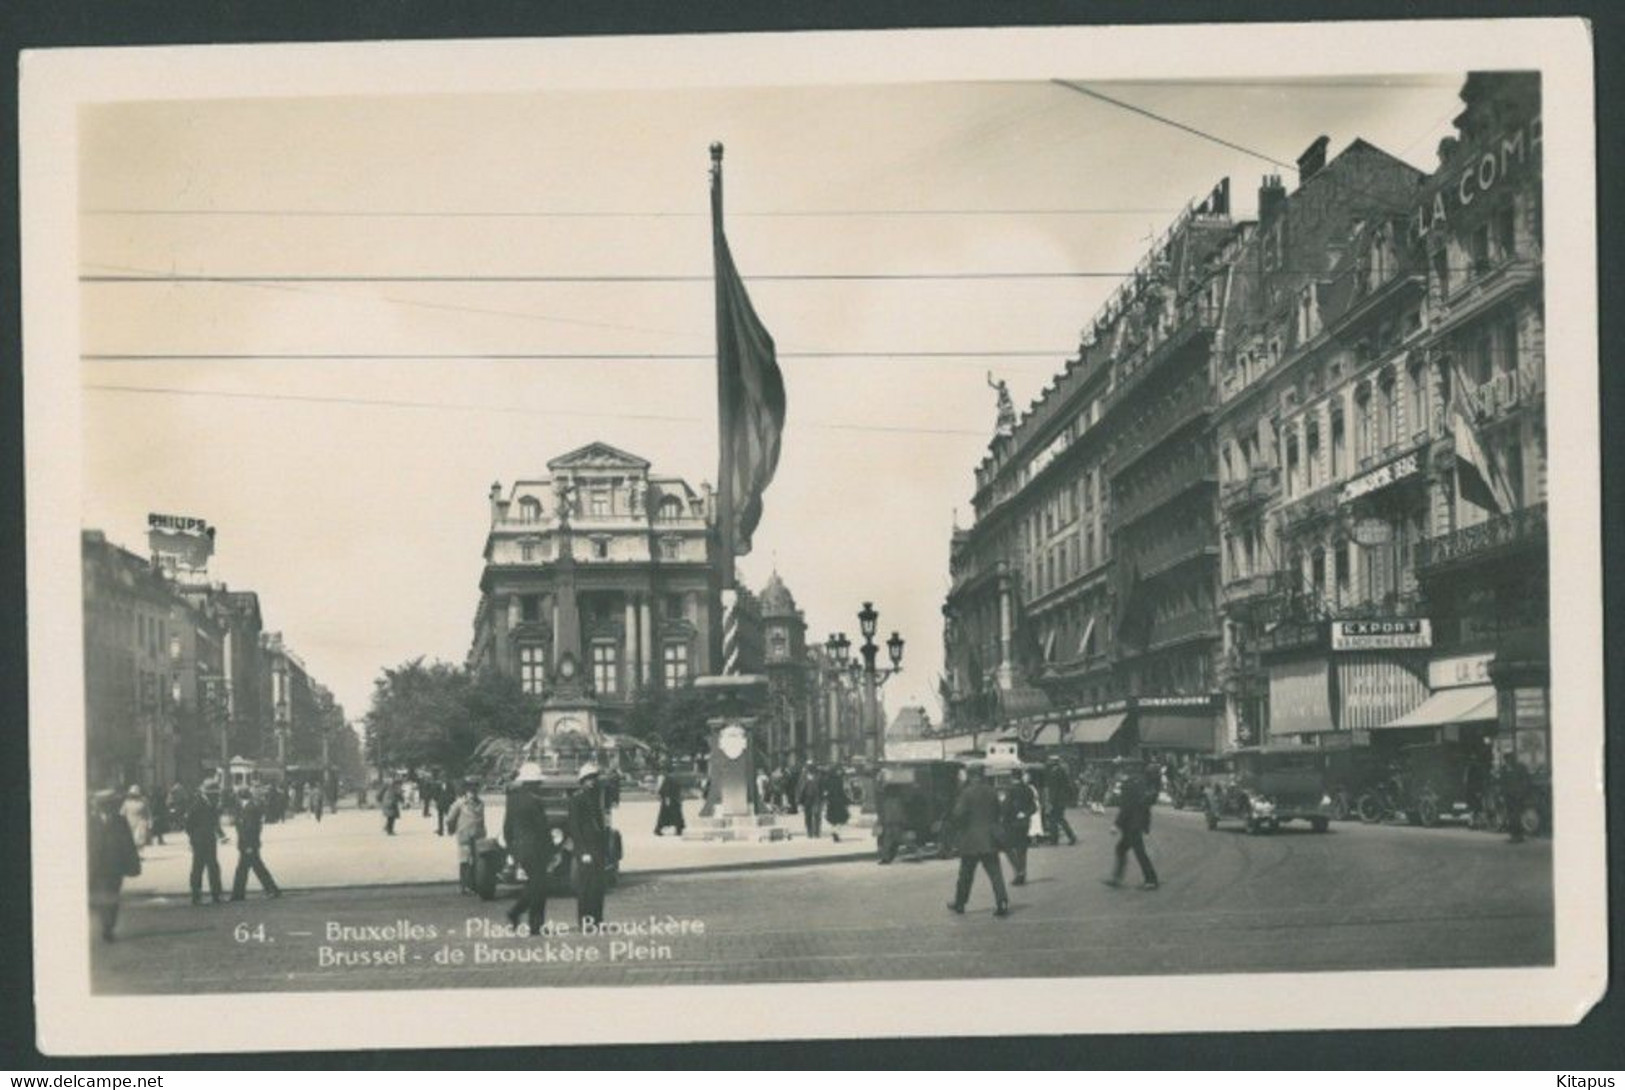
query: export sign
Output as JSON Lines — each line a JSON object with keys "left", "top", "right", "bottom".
{"left": 1331, "top": 619, "right": 1432, "bottom": 651}
{"left": 1339, "top": 449, "right": 1423, "bottom": 505}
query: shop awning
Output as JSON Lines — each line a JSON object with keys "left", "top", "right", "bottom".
{"left": 1137, "top": 713, "right": 1219, "bottom": 751}
{"left": 996, "top": 686, "right": 1053, "bottom": 721}
{"left": 1269, "top": 658, "right": 1335, "bottom": 734}
{"left": 1377, "top": 685, "right": 1497, "bottom": 729}
{"left": 1031, "top": 721, "right": 1068, "bottom": 745}
{"left": 1068, "top": 711, "right": 1128, "bottom": 745}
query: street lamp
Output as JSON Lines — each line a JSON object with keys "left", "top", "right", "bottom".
{"left": 827, "top": 603, "right": 905, "bottom": 809}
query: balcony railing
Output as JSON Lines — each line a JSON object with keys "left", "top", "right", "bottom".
{"left": 1102, "top": 300, "right": 1220, "bottom": 416}
{"left": 1417, "top": 503, "right": 1548, "bottom": 574}
{"left": 1114, "top": 463, "right": 1219, "bottom": 528}
{"left": 1222, "top": 571, "right": 1278, "bottom": 606}
{"left": 1110, "top": 380, "right": 1215, "bottom": 477}
{"left": 1146, "top": 609, "right": 1222, "bottom": 652}
{"left": 1131, "top": 530, "right": 1219, "bottom": 581}
{"left": 1220, "top": 465, "right": 1278, "bottom": 512}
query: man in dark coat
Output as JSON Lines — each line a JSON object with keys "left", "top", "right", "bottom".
{"left": 381, "top": 779, "right": 402, "bottom": 835}
{"left": 1000, "top": 771, "right": 1039, "bottom": 886}
{"left": 230, "top": 789, "right": 282, "bottom": 900}
{"left": 1043, "top": 758, "right": 1080, "bottom": 845}
{"left": 1501, "top": 753, "right": 1532, "bottom": 844}
{"left": 1104, "top": 771, "right": 1159, "bottom": 890}
{"left": 88, "top": 790, "right": 141, "bottom": 942}
{"left": 798, "top": 762, "right": 824, "bottom": 839}
{"left": 946, "top": 765, "right": 1010, "bottom": 917}
{"left": 654, "top": 768, "right": 686, "bottom": 836}
{"left": 502, "top": 763, "right": 557, "bottom": 935}
{"left": 185, "top": 783, "right": 225, "bottom": 905}
{"left": 568, "top": 765, "right": 610, "bottom": 928}
{"left": 433, "top": 779, "right": 453, "bottom": 836}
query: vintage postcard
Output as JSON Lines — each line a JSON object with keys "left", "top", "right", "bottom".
{"left": 21, "top": 19, "right": 1604, "bottom": 1055}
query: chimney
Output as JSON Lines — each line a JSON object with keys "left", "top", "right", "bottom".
{"left": 488, "top": 481, "right": 506, "bottom": 522}
{"left": 1297, "top": 135, "right": 1330, "bottom": 182}
{"left": 1258, "top": 174, "right": 1287, "bottom": 223}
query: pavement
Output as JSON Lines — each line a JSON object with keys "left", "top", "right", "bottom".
{"left": 123, "top": 794, "right": 873, "bottom": 898}
{"left": 93, "top": 803, "right": 1553, "bottom": 993}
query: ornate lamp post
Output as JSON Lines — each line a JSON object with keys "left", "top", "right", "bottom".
{"left": 827, "top": 602, "right": 904, "bottom": 812}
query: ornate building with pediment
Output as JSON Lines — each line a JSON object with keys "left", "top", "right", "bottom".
{"left": 467, "top": 442, "right": 724, "bottom": 729}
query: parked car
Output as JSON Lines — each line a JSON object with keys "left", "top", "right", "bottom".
{"left": 1205, "top": 747, "right": 1333, "bottom": 834}
{"left": 874, "top": 759, "right": 966, "bottom": 863}
{"left": 1321, "top": 747, "right": 1393, "bottom": 822}
{"left": 1397, "top": 741, "right": 1487, "bottom": 827}
{"left": 1170, "top": 756, "right": 1228, "bottom": 810}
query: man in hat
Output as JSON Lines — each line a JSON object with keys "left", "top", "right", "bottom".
{"left": 1104, "top": 766, "right": 1159, "bottom": 891}
{"left": 568, "top": 765, "right": 610, "bottom": 928}
{"left": 1043, "top": 757, "right": 1079, "bottom": 846}
{"left": 502, "top": 762, "right": 556, "bottom": 935}
{"left": 88, "top": 789, "right": 141, "bottom": 942}
{"left": 446, "top": 776, "right": 486, "bottom": 894}
{"left": 230, "top": 788, "right": 282, "bottom": 901}
{"left": 945, "top": 764, "right": 1010, "bottom": 918}
{"left": 798, "top": 762, "right": 824, "bottom": 840}
{"left": 185, "top": 779, "right": 226, "bottom": 905}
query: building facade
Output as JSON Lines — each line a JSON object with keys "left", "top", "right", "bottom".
{"left": 467, "top": 442, "right": 722, "bottom": 733}
{"left": 82, "top": 529, "right": 343, "bottom": 793}
{"left": 942, "top": 72, "right": 1547, "bottom": 769}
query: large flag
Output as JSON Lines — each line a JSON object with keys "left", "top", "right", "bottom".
{"left": 1449, "top": 362, "right": 1514, "bottom": 514}
{"left": 711, "top": 144, "right": 787, "bottom": 586}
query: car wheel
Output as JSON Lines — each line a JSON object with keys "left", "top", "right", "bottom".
{"left": 1356, "top": 793, "right": 1383, "bottom": 824}
{"left": 1417, "top": 795, "right": 1441, "bottom": 828}
{"left": 1311, "top": 818, "right": 1329, "bottom": 834}
{"left": 1518, "top": 804, "right": 1543, "bottom": 839}
{"left": 474, "top": 854, "right": 499, "bottom": 902}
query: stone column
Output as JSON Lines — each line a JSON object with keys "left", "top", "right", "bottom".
{"left": 639, "top": 596, "right": 653, "bottom": 685}
{"left": 623, "top": 597, "right": 638, "bottom": 694}
{"left": 996, "top": 576, "right": 1015, "bottom": 688}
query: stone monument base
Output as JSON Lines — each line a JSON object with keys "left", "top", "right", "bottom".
{"left": 681, "top": 812, "right": 789, "bottom": 842}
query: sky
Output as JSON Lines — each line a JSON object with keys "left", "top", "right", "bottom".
{"left": 78, "top": 74, "right": 1467, "bottom": 726}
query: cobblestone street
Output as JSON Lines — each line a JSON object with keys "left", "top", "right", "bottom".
{"left": 92, "top": 806, "right": 1553, "bottom": 993}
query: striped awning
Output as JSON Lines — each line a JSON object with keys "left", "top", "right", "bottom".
{"left": 1378, "top": 685, "right": 1497, "bottom": 729}
{"left": 1336, "top": 653, "right": 1429, "bottom": 730}
{"left": 1068, "top": 711, "right": 1128, "bottom": 744}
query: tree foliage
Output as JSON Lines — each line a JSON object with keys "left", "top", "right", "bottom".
{"left": 363, "top": 658, "right": 542, "bottom": 775}
{"left": 622, "top": 686, "right": 718, "bottom": 761}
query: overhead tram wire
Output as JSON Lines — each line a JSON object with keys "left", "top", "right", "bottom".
{"left": 82, "top": 350, "right": 1072, "bottom": 363}
{"left": 81, "top": 383, "right": 992, "bottom": 438}
{"left": 81, "top": 270, "right": 1145, "bottom": 284}
{"left": 80, "top": 205, "right": 1185, "bottom": 219}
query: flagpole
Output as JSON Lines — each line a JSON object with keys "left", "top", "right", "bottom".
{"left": 711, "top": 141, "right": 737, "bottom": 594}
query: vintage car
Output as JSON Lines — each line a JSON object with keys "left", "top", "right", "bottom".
{"left": 473, "top": 777, "right": 624, "bottom": 901}
{"left": 1396, "top": 741, "right": 1490, "bottom": 827}
{"left": 1204, "top": 746, "right": 1333, "bottom": 834}
{"left": 874, "top": 759, "right": 966, "bottom": 863}
{"left": 1170, "top": 756, "right": 1228, "bottom": 810}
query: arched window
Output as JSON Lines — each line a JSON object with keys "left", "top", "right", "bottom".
{"left": 517, "top": 496, "right": 542, "bottom": 523}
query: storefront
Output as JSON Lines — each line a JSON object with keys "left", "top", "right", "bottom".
{"left": 1129, "top": 695, "right": 1221, "bottom": 761}
{"left": 1263, "top": 620, "right": 1430, "bottom": 745}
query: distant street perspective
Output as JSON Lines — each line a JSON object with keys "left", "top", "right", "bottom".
{"left": 79, "top": 66, "right": 1554, "bottom": 996}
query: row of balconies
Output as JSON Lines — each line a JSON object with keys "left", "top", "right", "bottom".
{"left": 1109, "top": 380, "right": 1214, "bottom": 477}
{"left": 1219, "top": 464, "right": 1278, "bottom": 512}
{"left": 1113, "top": 462, "right": 1219, "bottom": 529}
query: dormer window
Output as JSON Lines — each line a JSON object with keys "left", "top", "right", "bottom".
{"left": 517, "top": 496, "right": 542, "bottom": 523}
{"left": 656, "top": 496, "right": 683, "bottom": 522}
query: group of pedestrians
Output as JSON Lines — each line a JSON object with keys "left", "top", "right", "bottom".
{"left": 790, "top": 762, "right": 852, "bottom": 842}
{"left": 502, "top": 763, "right": 613, "bottom": 936}
{"left": 944, "top": 757, "right": 1161, "bottom": 918}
